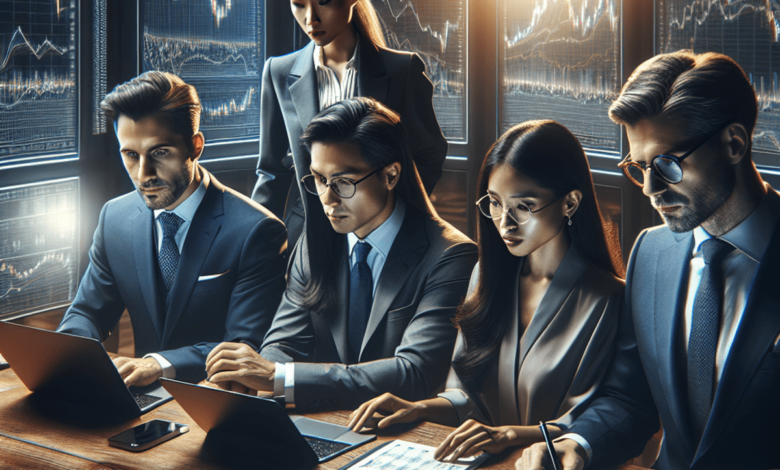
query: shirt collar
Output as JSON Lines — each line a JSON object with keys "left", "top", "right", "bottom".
{"left": 348, "top": 197, "right": 406, "bottom": 260}
{"left": 153, "top": 166, "right": 209, "bottom": 223}
{"left": 692, "top": 183, "right": 780, "bottom": 262}
{"left": 313, "top": 29, "right": 360, "bottom": 72}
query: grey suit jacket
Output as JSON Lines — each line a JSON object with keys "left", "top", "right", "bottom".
{"left": 440, "top": 246, "right": 623, "bottom": 429}
{"left": 259, "top": 204, "right": 477, "bottom": 411}
{"left": 251, "top": 35, "right": 448, "bottom": 248}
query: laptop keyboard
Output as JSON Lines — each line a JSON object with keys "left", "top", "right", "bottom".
{"left": 303, "top": 435, "right": 351, "bottom": 460}
{"left": 133, "top": 393, "right": 163, "bottom": 408}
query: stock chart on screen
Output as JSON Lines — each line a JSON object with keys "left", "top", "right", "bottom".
{"left": 658, "top": 0, "right": 780, "bottom": 157}
{"left": 0, "top": 0, "right": 77, "bottom": 165}
{"left": 0, "top": 179, "right": 78, "bottom": 320}
{"left": 371, "top": 0, "right": 467, "bottom": 141}
{"left": 143, "top": 0, "right": 264, "bottom": 142}
{"left": 501, "top": 0, "right": 622, "bottom": 153}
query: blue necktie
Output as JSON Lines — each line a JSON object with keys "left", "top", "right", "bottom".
{"left": 687, "top": 238, "right": 732, "bottom": 441}
{"left": 348, "top": 242, "right": 373, "bottom": 365}
{"left": 157, "top": 212, "right": 184, "bottom": 291}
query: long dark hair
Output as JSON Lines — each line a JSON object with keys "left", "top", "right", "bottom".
{"left": 297, "top": 97, "right": 432, "bottom": 313}
{"left": 452, "top": 120, "right": 623, "bottom": 389}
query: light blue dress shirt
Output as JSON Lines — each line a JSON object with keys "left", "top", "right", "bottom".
{"left": 146, "top": 169, "right": 209, "bottom": 378}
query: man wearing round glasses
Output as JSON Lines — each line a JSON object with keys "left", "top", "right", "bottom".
{"left": 205, "top": 98, "right": 477, "bottom": 412}
{"left": 518, "top": 52, "right": 780, "bottom": 470}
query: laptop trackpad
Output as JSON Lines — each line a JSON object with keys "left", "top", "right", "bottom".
{"left": 131, "top": 382, "right": 172, "bottom": 399}
{"left": 291, "top": 416, "right": 372, "bottom": 444}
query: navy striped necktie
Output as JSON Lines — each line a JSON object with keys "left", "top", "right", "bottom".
{"left": 687, "top": 237, "right": 732, "bottom": 441}
{"left": 348, "top": 242, "right": 373, "bottom": 365}
{"left": 157, "top": 212, "right": 184, "bottom": 290}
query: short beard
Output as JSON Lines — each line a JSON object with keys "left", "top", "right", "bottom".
{"left": 654, "top": 170, "right": 735, "bottom": 233}
{"left": 138, "top": 168, "right": 191, "bottom": 210}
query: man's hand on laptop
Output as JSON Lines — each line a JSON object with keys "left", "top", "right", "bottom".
{"left": 205, "top": 342, "right": 274, "bottom": 393}
{"left": 113, "top": 356, "right": 162, "bottom": 387}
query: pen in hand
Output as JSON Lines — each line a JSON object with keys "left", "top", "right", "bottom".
{"left": 539, "top": 421, "right": 563, "bottom": 470}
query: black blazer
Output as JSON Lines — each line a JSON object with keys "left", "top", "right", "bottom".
{"left": 58, "top": 170, "right": 288, "bottom": 382}
{"left": 250, "top": 36, "right": 448, "bottom": 248}
{"left": 259, "top": 204, "right": 477, "bottom": 412}
{"left": 567, "top": 215, "right": 780, "bottom": 470}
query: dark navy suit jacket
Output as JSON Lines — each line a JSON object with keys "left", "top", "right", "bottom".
{"left": 58, "top": 171, "right": 288, "bottom": 382}
{"left": 251, "top": 36, "right": 448, "bottom": 248}
{"left": 567, "top": 218, "right": 780, "bottom": 469}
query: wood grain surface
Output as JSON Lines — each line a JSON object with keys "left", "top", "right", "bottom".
{"left": 0, "top": 367, "right": 649, "bottom": 470}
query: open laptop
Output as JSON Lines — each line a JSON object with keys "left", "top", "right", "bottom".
{"left": 161, "top": 378, "right": 375, "bottom": 467}
{"left": 0, "top": 322, "right": 171, "bottom": 417}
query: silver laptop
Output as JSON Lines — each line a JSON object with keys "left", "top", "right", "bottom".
{"left": 161, "top": 378, "right": 375, "bottom": 466}
{"left": 0, "top": 321, "right": 171, "bottom": 417}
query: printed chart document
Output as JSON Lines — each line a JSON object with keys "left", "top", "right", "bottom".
{"left": 342, "top": 440, "right": 489, "bottom": 470}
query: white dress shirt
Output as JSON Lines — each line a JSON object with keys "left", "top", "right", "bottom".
{"left": 314, "top": 32, "right": 359, "bottom": 111}
{"left": 145, "top": 169, "right": 209, "bottom": 379}
{"left": 564, "top": 184, "right": 780, "bottom": 464}
{"left": 275, "top": 198, "right": 407, "bottom": 404}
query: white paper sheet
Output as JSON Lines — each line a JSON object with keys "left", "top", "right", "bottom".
{"left": 349, "top": 440, "right": 487, "bottom": 470}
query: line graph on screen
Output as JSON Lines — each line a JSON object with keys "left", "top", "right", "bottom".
{"left": 0, "top": 0, "right": 77, "bottom": 163}
{"left": 143, "top": 0, "right": 263, "bottom": 142}
{"left": 658, "top": 0, "right": 780, "bottom": 157}
{"left": 0, "top": 179, "right": 79, "bottom": 320}
{"left": 502, "top": 0, "right": 621, "bottom": 152}
{"left": 371, "top": 0, "right": 467, "bottom": 141}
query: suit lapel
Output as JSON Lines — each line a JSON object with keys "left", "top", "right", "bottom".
{"left": 359, "top": 208, "right": 428, "bottom": 359}
{"left": 694, "top": 220, "right": 780, "bottom": 463}
{"left": 288, "top": 42, "right": 319, "bottom": 135}
{"left": 357, "top": 38, "right": 389, "bottom": 104}
{"left": 654, "top": 231, "right": 696, "bottom": 452}
{"left": 498, "top": 264, "right": 522, "bottom": 425}
{"left": 516, "top": 246, "right": 589, "bottom": 371}
{"left": 326, "top": 239, "right": 351, "bottom": 364}
{"left": 132, "top": 199, "right": 164, "bottom": 341}
{"left": 161, "top": 182, "right": 223, "bottom": 346}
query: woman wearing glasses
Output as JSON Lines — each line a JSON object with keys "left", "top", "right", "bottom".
{"left": 349, "top": 120, "right": 625, "bottom": 462}
{"left": 250, "top": 0, "right": 447, "bottom": 250}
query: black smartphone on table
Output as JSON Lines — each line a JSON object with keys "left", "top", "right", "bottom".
{"left": 108, "top": 419, "right": 189, "bottom": 452}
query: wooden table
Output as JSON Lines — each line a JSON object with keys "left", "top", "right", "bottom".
{"left": 0, "top": 367, "right": 649, "bottom": 470}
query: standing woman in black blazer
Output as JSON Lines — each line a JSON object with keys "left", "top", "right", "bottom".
{"left": 251, "top": 0, "right": 448, "bottom": 248}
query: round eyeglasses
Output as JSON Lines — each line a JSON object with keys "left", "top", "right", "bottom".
{"left": 301, "top": 168, "right": 382, "bottom": 199}
{"left": 476, "top": 194, "right": 561, "bottom": 225}
{"left": 618, "top": 126, "right": 725, "bottom": 187}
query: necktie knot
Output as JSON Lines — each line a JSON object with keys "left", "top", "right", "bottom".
{"left": 701, "top": 238, "right": 732, "bottom": 266}
{"left": 158, "top": 212, "right": 184, "bottom": 239}
{"left": 353, "top": 242, "right": 372, "bottom": 264}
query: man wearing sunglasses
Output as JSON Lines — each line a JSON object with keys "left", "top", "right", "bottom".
{"left": 518, "top": 52, "right": 780, "bottom": 470}
{"left": 205, "top": 98, "right": 477, "bottom": 411}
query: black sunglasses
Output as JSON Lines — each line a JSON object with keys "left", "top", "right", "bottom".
{"left": 618, "top": 126, "right": 726, "bottom": 187}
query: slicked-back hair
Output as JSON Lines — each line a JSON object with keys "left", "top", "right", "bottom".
{"left": 452, "top": 120, "right": 624, "bottom": 390}
{"left": 609, "top": 51, "right": 758, "bottom": 145}
{"left": 298, "top": 97, "right": 433, "bottom": 313}
{"left": 101, "top": 71, "right": 202, "bottom": 151}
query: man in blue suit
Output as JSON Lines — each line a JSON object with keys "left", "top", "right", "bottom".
{"left": 518, "top": 52, "right": 780, "bottom": 470}
{"left": 58, "top": 71, "right": 287, "bottom": 386}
